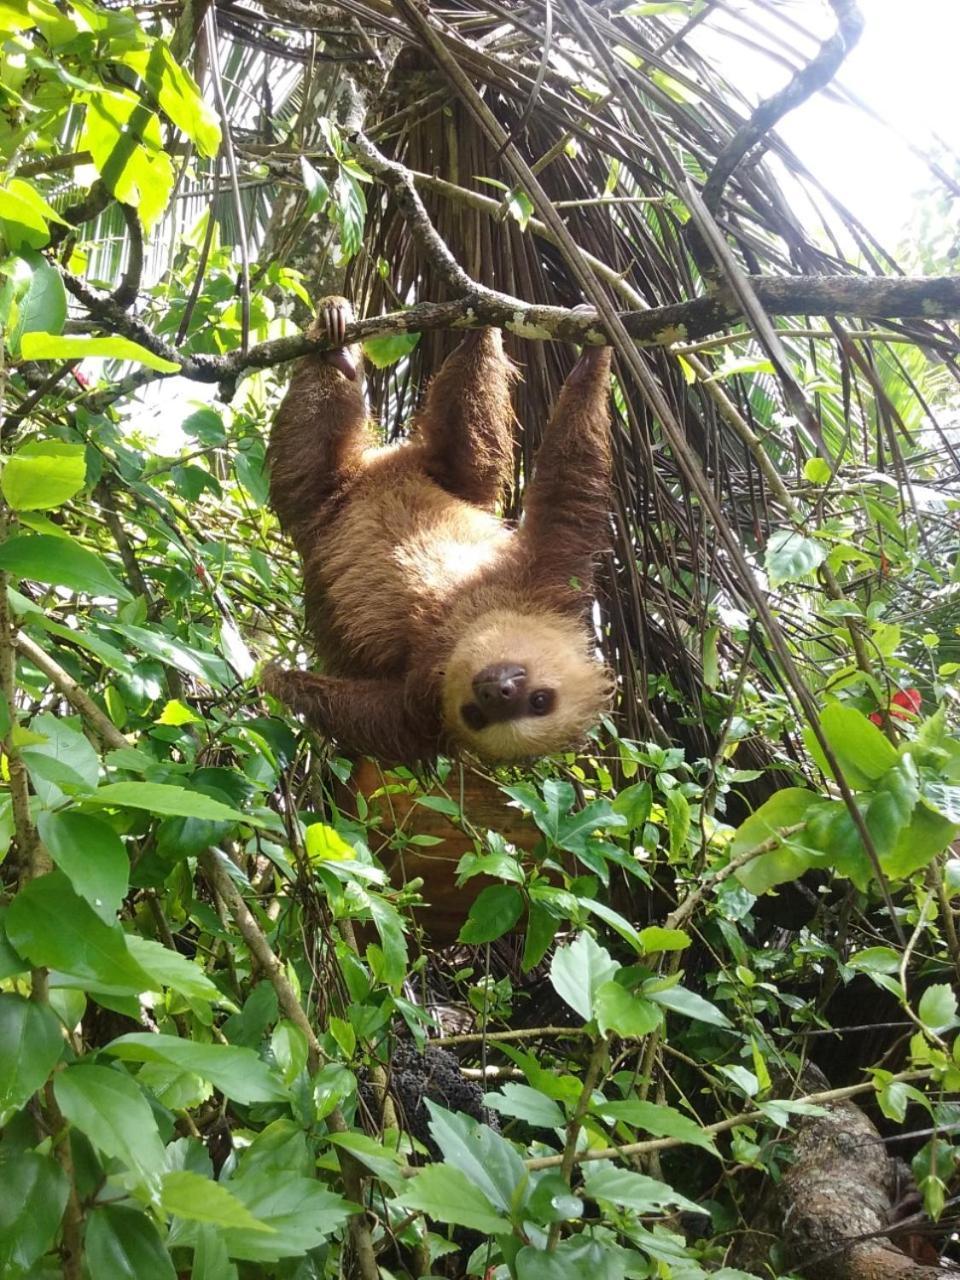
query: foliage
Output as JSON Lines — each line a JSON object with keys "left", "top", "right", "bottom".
{"left": 0, "top": 1, "right": 959, "bottom": 1278}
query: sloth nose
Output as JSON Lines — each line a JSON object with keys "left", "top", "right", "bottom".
{"left": 473, "top": 663, "right": 527, "bottom": 708}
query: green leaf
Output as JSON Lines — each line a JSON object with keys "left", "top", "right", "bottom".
{"left": 458, "top": 884, "right": 524, "bottom": 944}
{"left": 161, "top": 1171, "right": 273, "bottom": 1232}
{"left": 1, "top": 440, "right": 85, "bottom": 510}
{"left": 21, "top": 712, "right": 100, "bottom": 806}
{"left": 883, "top": 802, "right": 958, "bottom": 878}
{"left": 0, "top": 177, "right": 67, "bottom": 249}
{"left": 54, "top": 1063, "right": 166, "bottom": 1182}
{"left": 918, "top": 984, "right": 959, "bottom": 1035}
{"left": 106, "top": 1033, "right": 287, "bottom": 1104}
{"left": 594, "top": 982, "right": 662, "bottom": 1038}
{"left": 84, "top": 1205, "right": 176, "bottom": 1280}
{"left": 806, "top": 703, "right": 898, "bottom": 789}
{"left": 596, "top": 1099, "right": 718, "bottom": 1153}
{"left": 732, "top": 787, "right": 822, "bottom": 895}
{"left": 121, "top": 43, "right": 220, "bottom": 157}
{"left": 483, "top": 1083, "right": 566, "bottom": 1130}
{"left": 550, "top": 932, "right": 618, "bottom": 1022}
{"left": 516, "top": 1238, "right": 630, "bottom": 1279}
{"left": 637, "top": 926, "right": 690, "bottom": 953}
{"left": 646, "top": 983, "right": 732, "bottom": 1028}
{"left": 399, "top": 1163, "right": 511, "bottom": 1235}
{"left": 426, "top": 1101, "right": 527, "bottom": 1215}
{"left": 765, "top": 529, "right": 827, "bottom": 587}
{"left": 803, "top": 457, "right": 832, "bottom": 484}
{"left": 665, "top": 788, "right": 690, "bottom": 858}
{"left": 36, "top": 810, "right": 128, "bottom": 922}
{"left": 0, "top": 532, "right": 131, "bottom": 599}
{"left": 126, "top": 936, "right": 221, "bottom": 1004}
{"left": 299, "top": 156, "right": 330, "bottom": 215}
{"left": 8, "top": 249, "right": 66, "bottom": 351}
{"left": 0, "top": 1151, "right": 69, "bottom": 1273}
{"left": 21, "top": 330, "right": 180, "bottom": 372}
{"left": 0, "top": 993, "right": 64, "bottom": 1124}
{"left": 581, "top": 1163, "right": 707, "bottom": 1216}
{"left": 89, "top": 781, "right": 258, "bottom": 825}
{"left": 362, "top": 329, "right": 420, "bottom": 369}
{"left": 79, "top": 89, "right": 174, "bottom": 229}
{"left": 6, "top": 871, "right": 154, "bottom": 993}
{"left": 188, "top": 1224, "right": 237, "bottom": 1280}
{"left": 202, "top": 1169, "right": 352, "bottom": 1262}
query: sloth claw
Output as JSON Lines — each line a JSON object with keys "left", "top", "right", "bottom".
{"left": 306, "top": 297, "right": 358, "bottom": 381}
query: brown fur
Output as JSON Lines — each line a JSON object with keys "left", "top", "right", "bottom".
{"left": 264, "top": 300, "right": 614, "bottom": 764}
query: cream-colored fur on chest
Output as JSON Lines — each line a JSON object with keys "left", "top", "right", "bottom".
{"left": 310, "top": 450, "right": 513, "bottom": 676}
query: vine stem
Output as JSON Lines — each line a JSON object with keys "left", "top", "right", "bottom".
{"left": 547, "top": 1034, "right": 608, "bottom": 1249}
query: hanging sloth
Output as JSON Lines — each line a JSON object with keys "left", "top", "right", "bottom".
{"left": 262, "top": 297, "right": 614, "bottom": 764}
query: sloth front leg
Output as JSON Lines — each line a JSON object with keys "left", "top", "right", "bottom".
{"left": 261, "top": 664, "right": 432, "bottom": 763}
{"left": 267, "top": 296, "right": 372, "bottom": 554}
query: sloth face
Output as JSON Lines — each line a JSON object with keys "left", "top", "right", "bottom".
{"left": 441, "top": 610, "right": 612, "bottom": 762}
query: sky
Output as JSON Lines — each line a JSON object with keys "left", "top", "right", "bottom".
{"left": 692, "top": 0, "right": 959, "bottom": 246}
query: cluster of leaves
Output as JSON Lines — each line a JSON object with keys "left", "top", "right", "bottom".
{"left": 1, "top": 1, "right": 960, "bottom": 1278}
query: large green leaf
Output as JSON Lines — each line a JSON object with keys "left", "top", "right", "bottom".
{"left": 200, "top": 1170, "right": 352, "bottom": 1262}
{"left": 0, "top": 1151, "right": 69, "bottom": 1273}
{"left": 0, "top": 532, "right": 131, "bottom": 599}
{"left": 581, "top": 1163, "right": 707, "bottom": 1216}
{"left": 1, "top": 440, "right": 86, "bottom": 510}
{"left": 426, "top": 1102, "right": 527, "bottom": 1215}
{"left": 37, "top": 810, "right": 128, "bottom": 922}
{"left": 88, "top": 781, "right": 258, "bottom": 825}
{"left": 0, "top": 993, "right": 64, "bottom": 1124}
{"left": 550, "top": 932, "right": 618, "bottom": 1022}
{"left": 398, "top": 1163, "right": 510, "bottom": 1235}
{"left": 6, "top": 871, "right": 153, "bottom": 992}
{"left": 7, "top": 249, "right": 66, "bottom": 351}
{"left": 765, "top": 529, "right": 827, "bottom": 587}
{"left": 805, "top": 703, "right": 898, "bottom": 790}
{"left": 84, "top": 1205, "right": 176, "bottom": 1280}
{"left": 160, "top": 1171, "right": 273, "bottom": 1232}
{"left": 106, "top": 1033, "right": 287, "bottom": 1104}
{"left": 458, "top": 884, "right": 524, "bottom": 944}
{"left": 54, "top": 1064, "right": 167, "bottom": 1183}
{"left": 21, "top": 330, "right": 180, "bottom": 372}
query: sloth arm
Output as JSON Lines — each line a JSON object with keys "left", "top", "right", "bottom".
{"left": 414, "top": 328, "right": 516, "bottom": 508}
{"left": 520, "top": 345, "right": 613, "bottom": 592}
{"left": 261, "top": 665, "right": 436, "bottom": 763}
{"left": 267, "top": 299, "right": 372, "bottom": 556}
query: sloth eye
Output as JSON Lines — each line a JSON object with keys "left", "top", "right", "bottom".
{"left": 529, "top": 689, "right": 554, "bottom": 716}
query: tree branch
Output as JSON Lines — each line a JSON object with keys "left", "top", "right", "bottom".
{"left": 60, "top": 273, "right": 960, "bottom": 409}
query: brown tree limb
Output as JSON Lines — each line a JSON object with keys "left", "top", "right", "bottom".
{"left": 736, "top": 1065, "right": 960, "bottom": 1279}
{"left": 59, "top": 273, "right": 960, "bottom": 408}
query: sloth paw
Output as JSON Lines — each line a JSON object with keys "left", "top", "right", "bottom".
{"left": 568, "top": 341, "right": 611, "bottom": 384}
{"left": 259, "top": 660, "right": 290, "bottom": 701}
{"left": 306, "top": 296, "right": 358, "bottom": 381}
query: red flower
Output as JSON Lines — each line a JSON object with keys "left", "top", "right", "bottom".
{"left": 869, "top": 688, "right": 921, "bottom": 726}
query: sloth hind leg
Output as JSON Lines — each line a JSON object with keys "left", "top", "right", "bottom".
{"left": 415, "top": 327, "right": 517, "bottom": 509}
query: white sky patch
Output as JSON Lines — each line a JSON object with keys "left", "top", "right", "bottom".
{"left": 691, "top": 0, "right": 959, "bottom": 247}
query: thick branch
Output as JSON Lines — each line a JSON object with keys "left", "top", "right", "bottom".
{"left": 52, "top": 273, "right": 960, "bottom": 409}
{"left": 736, "top": 1065, "right": 960, "bottom": 1279}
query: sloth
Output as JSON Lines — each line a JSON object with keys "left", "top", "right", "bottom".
{"left": 262, "top": 297, "right": 614, "bottom": 764}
